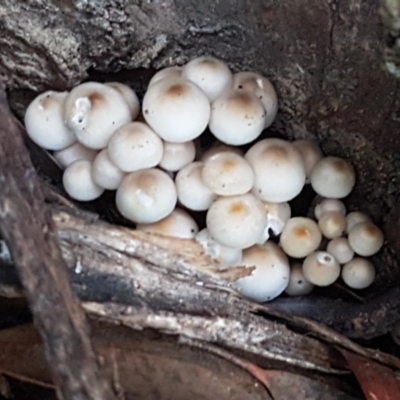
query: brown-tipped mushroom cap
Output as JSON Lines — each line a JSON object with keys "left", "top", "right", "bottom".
{"left": 302, "top": 251, "right": 341, "bottom": 286}
{"left": 346, "top": 211, "right": 371, "bottom": 234}
{"left": 348, "top": 221, "right": 384, "bottom": 256}
{"left": 148, "top": 66, "right": 182, "bottom": 87}
{"left": 293, "top": 140, "right": 323, "bottom": 183}
{"left": 341, "top": 258, "right": 375, "bottom": 289}
{"left": 318, "top": 211, "right": 347, "bottom": 239}
{"left": 314, "top": 199, "right": 346, "bottom": 220}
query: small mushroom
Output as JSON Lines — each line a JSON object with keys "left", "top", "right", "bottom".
{"left": 345, "top": 211, "right": 371, "bottom": 234}
{"left": 326, "top": 237, "right": 354, "bottom": 264}
{"left": 63, "top": 82, "right": 131, "bottom": 149}
{"left": 200, "top": 143, "right": 243, "bottom": 162}
{"left": 105, "top": 82, "right": 140, "bottom": 120}
{"left": 302, "top": 251, "right": 341, "bottom": 286}
{"left": 285, "top": 262, "right": 314, "bottom": 296}
{"left": 25, "top": 91, "right": 76, "bottom": 150}
{"left": 348, "top": 221, "right": 384, "bottom": 256}
{"left": 280, "top": 217, "right": 322, "bottom": 258}
{"left": 257, "top": 202, "right": 291, "bottom": 244}
{"left": 314, "top": 199, "right": 346, "bottom": 220}
{"left": 209, "top": 89, "right": 266, "bottom": 145}
{"left": 310, "top": 156, "right": 356, "bottom": 199}
{"left": 341, "top": 258, "right": 375, "bottom": 289}
{"left": 107, "top": 122, "right": 163, "bottom": 172}
{"left": 206, "top": 193, "right": 267, "bottom": 249}
{"left": 53, "top": 142, "right": 98, "bottom": 169}
{"left": 91, "top": 149, "right": 126, "bottom": 190}
{"left": 318, "top": 211, "right": 347, "bottom": 239}
{"left": 293, "top": 140, "right": 323, "bottom": 183}
{"left": 62, "top": 160, "right": 104, "bottom": 201}
{"left": 116, "top": 168, "right": 177, "bottom": 224}
{"left": 159, "top": 140, "right": 196, "bottom": 172}
{"left": 235, "top": 242, "right": 290, "bottom": 302}
{"left": 148, "top": 66, "right": 182, "bottom": 87}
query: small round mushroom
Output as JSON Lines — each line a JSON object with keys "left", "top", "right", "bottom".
{"left": 341, "top": 258, "right": 375, "bottom": 289}
{"left": 25, "top": 91, "right": 76, "bottom": 150}
{"left": 63, "top": 160, "right": 104, "bottom": 201}
{"left": 159, "top": 140, "right": 196, "bottom": 172}
{"left": 104, "top": 82, "right": 140, "bottom": 120}
{"left": 293, "top": 140, "right": 323, "bottom": 183}
{"left": 314, "top": 199, "right": 346, "bottom": 220}
{"left": 195, "top": 229, "right": 242, "bottom": 267}
{"left": 201, "top": 152, "right": 254, "bottom": 196}
{"left": 53, "top": 142, "right": 98, "bottom": 169}
{"left": 206, "top": 193, "right": 268, "bottom": 249}
{"left": 326, "top": 237, "right": 354, "bottom": 264}
{"left": 200, "top": 143, "right": 243, "bottom": 162}
{"left": 137, "top": 208, "right": 199, "bottom": 239}
{"left": 310, "top": 156, "right": 356, "bottom": 199}
{"left": 107, "top": 122, "right": 163, "bottom": 172}
{"left": 209, "top": 89, "right": 266, "bottom": 145}
{"left": 175, "top": 162, "right": 217, "bottom": 211}
{"left": 148, "top": 66, "right": 182, "bottom": 87}
{"left": 345, "top": 211, "right": 371, "bottom": 234}
{"left": 257, "top": 202, "right": 291, "bottom": 243}
{"left": 318, "top": 211, "right": 347, "bottom": 239}
{"left": 142, "top": 77, "right": 210, "bottom": 143}
{"left": 116, "top": 168, "right": 177, "bottom": 224}
{"left": 91, "top": 149, "right": 126, "bottom": 190}
{"left": 245, "top": 139, "right": 306, "bottom": 203}
{"left": 235, "top": 242, "right": 290, "bottom": 302}
{"left": 232, "top": 72, "right": 278, "bottom": 128}
{"left": 182, "top": 56, "right": 232, "bottom": 101}
{"left": 285, "top": 262, "right": 314, "bottom": 296}
{"left": 348, "top": 221, "right": 384, "bottom": 256}
{"left": 63, "top": 82, "right": 131, "bottom": 149}
{"left": 280, "top": 217, "right": 322, "bottom": 258}
{"left": 302, "top": 251, "right": 341, "bottom": 286}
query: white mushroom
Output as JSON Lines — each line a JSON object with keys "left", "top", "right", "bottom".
{"left": 245, "top": 139, "right": 306, "bottom": 203}
{"left": 105, "top": 82, "right": 140, "bottom": 120}
{"left": 182, "top": 56, "right": 232, "bottom": 101}
{"left": 285, "top": 262, "right": 314, "bottom": 296}
{"left": 148, "top": 66, "right": 182, "bottom": 87}
{"left": 107, "top": 122, "right": 163, "bottom": 172}
{"left": 318, "top": 211, "right": 347, "bottom": 239}
{"left": 235, "top": 242, "right": 290, "bottom": 302}
{"left": 206, "top": 193, "right": 267, "bottom": 249}
{"left": 341, "top": 258, "right": 375, "bottom": 289}
{"left": 314, "top": 199, "right": 346, "bottom": 220}
{"left": 63, "top": 82, "right": 131, "bottom": 149}
{"left": 200, "top": 143, "right": 243, "bottom": 162}
{"left": 302, "top": 251, "right": 341, "bottom": 286}
{"left": 91, "top": 149, "right": 126, "bottom": 190}
{"left": 142, "top": 77, "right": 210, "bottom": 143}
{"left": 257, "top": 202, "right": 291, "bottom": 243}
{"left": 232, "top": 71, "right": 278, "bottom": 128}
{"left": 348, "top": 222, "right": 384, "bottom": 257}
{"left": 209, "top": 89, "right": 266, "bottom": 145}
{"left": 280, "top": 217, "right": 322, "bottom": 258}
{"left": 53, "top": 142, "right": 98, "bottom": 169}
{"left": 201, "top": 152, "right": 254, "bottom": 196}
{"left": 175, "top": 162, "right": 217, "bottom": 211}
{"left": 326, "top": 237, "right": 354, "bottom": 264}
{"left": 159, "top": 140, "right": 196, "bottom": 172}
{"left": 310, "top": 156, "right": 356, "bottom": 199}
{"left": 62, "top": 160, "right": 104, "bottom": 201}
{"left": 346, "top": 211, "right": 371, "bottom": 234}
{"left": 25, "top": 91, "right": 76, "bottom": 150}
{"left": 293, "top": 140, "right": 323, "bottom": 183}
{"left": 116, "top": 168, "right": 177, "bottom": 224}
{"left": 137, "top": 208, "right": 199, "bottom": 239}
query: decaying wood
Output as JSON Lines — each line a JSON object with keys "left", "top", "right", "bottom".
{"left": 0, "top": 82, "right": 116, "bottom": 399}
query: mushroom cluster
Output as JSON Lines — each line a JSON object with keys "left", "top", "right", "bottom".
{"left": 24, "top": 56, "right": 384, "bottom": 303}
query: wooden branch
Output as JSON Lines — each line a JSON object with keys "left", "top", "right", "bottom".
{"left": 0, "top": 82, "right": 116, "bottom": 399}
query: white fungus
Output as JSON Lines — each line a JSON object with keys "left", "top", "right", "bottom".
{"left": 318, "top": 211, "right": 347, "bottom": 239}
{"left": 257, "top": 202, "right": 291, "bottom": 243}
{"left": 53, "top": 142, "right": 98, "bottom": 169}
{"left": 159, "top": 140, "right": 196, "bottom": 172}
{"left": 341, "top": 258, "right": 376, "bottom": 289}
{"left": 346, "top": 211, "right": 371, "bottom": 234}
{"left": 348, "top": 221, "right": 384, "bottom": 257}
{"left": 148, "top": 66, "right": 182, "bottom": 87}
{"left": 302, "top": 251, "right": 341, "bottom": 286}
{"left": 293, "top": 140, "right": 323, "bottom": 183}
{"left": 105, "top": 82, "right": 140, "bottom": 120}
{"left": 200, "top": 143, "right": 243, "bottom": 162}
{"left": 91, "top": 149, "right": 125, "bottom": 190}
{"left": 314, "top": 199, "right": 346, "bottom": 220}
{"left": 326, "top": 237, "right": 354, "bottom": 264}
{"left": 285, "top": 262, "right": 314, "bottom": 296}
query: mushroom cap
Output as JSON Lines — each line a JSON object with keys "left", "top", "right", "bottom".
{"left": 280, "top": 217, "right": 322, "bottom": 258}
{"left": 142, "top": 77, "right": 210, "bottom": 143}
{"left": 195, "top": 228, "right": 242, "bottom": 267}
{"left": 53, "top": 142, "right": 98, "bottom": 169}
{"left": 25, "top": 91, "right": 76, "bottom": 150}
{"left": 235, "top": 242, "right": 290, "bottom": 302}
{"left": 206, "top": 193, "right": 267, "bottom": 249}
{"left": 245, "top": 139, "right": 306, "bottom": 203}
{"left": 107, "top": 122, "right": 164, "bottom": 172}
{"left": 257, "top": 202, "right": 291, "bottom": 243}
{"left": 302, "top": 251, "right": 341, "bottom": 286}
{"left": 209, "top": 89, "right": 266, "bottom": 146}
{"left": 293, "top": 140, "right": 323, "bottom": 183}
{"left": 63, "top": 82, "right": 131, "bottom": 149}
{"left": 137, "top": 208, "right": 199, "bottom": 239}
{"left": 175, "top": 162, "right": 217, "bottom": 211}
{"left": 326, "top": 237, "right": 354, "bottom": 264}
{"left": 314, "top": 199, "right": 346, "bottom": 220}
{"left": 148, "top": 66, "right": 182, "bottom": 87}
{"left": 232, "top": 71, "right": 278, "bottom": 128}
{"left": 200, "top": 143, "right": 243, "bottom": 162}
{"left": 182, "top": 56, "right": 232, "bottom": 102}
{"left": 348, "top": 221, "right": 384, "bottom": 256}
{"left": 159, "top": 140, "right": 196, "bottom": 172}
{"left": 285, "top": 262, "right": 314, "bottom": 296}
{"left": 116, "top": 168, "right": 177, "bottom": 224}
{"left": 318, "top": 211, "right": 347, "bottom": 239}
{"left": 91, "top": 149, "right": 126, "bottom": 190}
{"left": 346, "top": 211, "right": 371, "bottom": 234}
{"left": 105, "top": 82, "right": 140, "bottom": 120}
{"left": 62, "top": 160, "right": 104, "bottom": 201}
{"left": 201, "top": 152, "right": 254, "bottom": 196}
{"left": 341, "top": 258, "right": 375, "bottom": 289}
{"left": 310, "top": 156, "right": 356, "bottom": 199}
